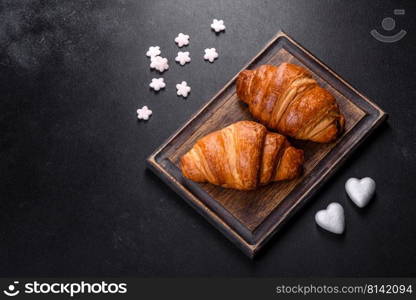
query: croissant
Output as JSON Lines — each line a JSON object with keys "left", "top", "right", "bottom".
{"left": 180, "top": 121, "right": 304, "bottom": 190}
{"left": 236, "top": 63, "right": 345, "bottom": 143}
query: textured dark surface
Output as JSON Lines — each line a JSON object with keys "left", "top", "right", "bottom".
{"left": 0, "top": 0, "right": 415, "bottom": 276}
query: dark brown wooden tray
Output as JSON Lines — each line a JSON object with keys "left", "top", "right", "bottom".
{"left": 146, "top": 31, "right": 387, "bottom": 257}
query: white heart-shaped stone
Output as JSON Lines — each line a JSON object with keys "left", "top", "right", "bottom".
{"left": 315, "top": 202, "right": 345, "bottom": 234}
{"left": 345, "top": 177, "right": 376, "bottom": 208}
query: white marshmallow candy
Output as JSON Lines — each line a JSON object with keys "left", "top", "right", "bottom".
{"left": 149, "top": 78, "right": 166, "bottom": 91}
{"left": 204, "top": 48, "right": 218, "bottom": 63}
{"left": 137, "top": 106, "right": 152, "bottom": 120}
{"left": 150, "top": 56, "right": 169, "bottom": 73}
{"left": 211, "top": 19, "right": 226, "bottom": 33}
{"left": 315, "top": 202, "right": 345, "bottom": 234}
{"left": 174, "top": 33, "right": 190, "bottom": 47}
{"left": 345, "top": 177, "right": 376, "bottom": 208}
{"left": 146, "top": 46, "right": 161, "bottom": 58}
{"left": 175, "top": 51, "right": 191, "bottom": 66}
{"left": 176, "top": 81, "right": 191, "bottom": 98}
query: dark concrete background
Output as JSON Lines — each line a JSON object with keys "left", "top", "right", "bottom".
{"left": 0, "top": 0, "right": 415, "bottom": 276}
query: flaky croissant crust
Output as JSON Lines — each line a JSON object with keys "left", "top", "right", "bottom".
{"left": 236, "top": 63, "right": 345, "bottom": 143}
{"left": 180, "top": 121, "right": 304, "bottom": 190}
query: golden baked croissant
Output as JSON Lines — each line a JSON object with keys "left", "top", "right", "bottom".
{"left": 180, "top": 121, "right": 304, "bottom": 190}
{"left": 236, "top": 63, "right": 345, "bottom": 143}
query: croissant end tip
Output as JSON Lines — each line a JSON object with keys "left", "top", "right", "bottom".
{"left": 236, "top": 70, "right": 253, "bottom": 103}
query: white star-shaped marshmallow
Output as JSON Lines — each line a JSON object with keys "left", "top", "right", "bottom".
{"left": 150, "top": 56, "right": 169, "bottom": 73}
{"left": 204, "top": 48, "right": 218, "bottom": 63}
{"left": 211, "top": 19, "right": 226, "bottom": 33}
{"left": 149, "top": 78, "right": 166, "bottom": 91}
{"left": 137, "top": 106, "right": 152, "bottom": 120}
{"left": 174, "top": 33, "right": 190, "bottom": 47}
{"left": 146, "top": 46, "right": 161, "bottom": 58}
{"left": 175, "top": 51, "right": 191, "bottom": 66}
{"left": 176, "top": 81, "right": 191, "bottom": 98}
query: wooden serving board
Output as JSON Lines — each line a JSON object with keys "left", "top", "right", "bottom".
{"left": 147, "top": 31, "right": 386, "bottom": 257}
